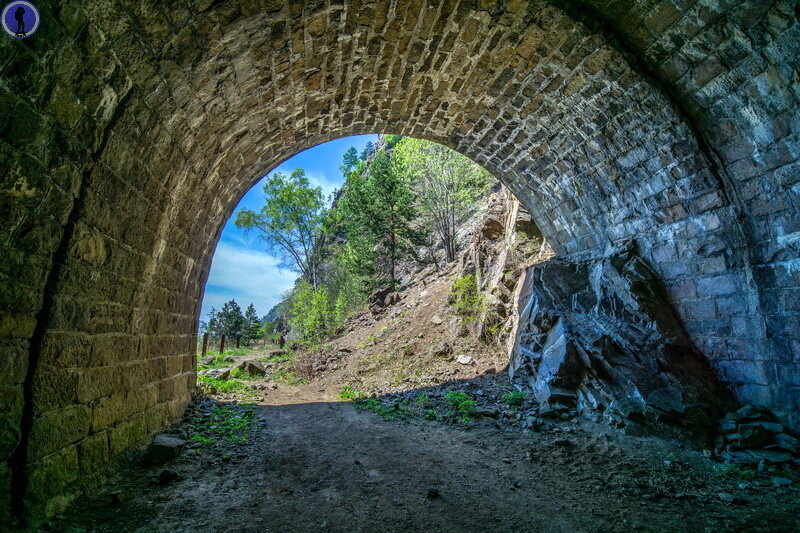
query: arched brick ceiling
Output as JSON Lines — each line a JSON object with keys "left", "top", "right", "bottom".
{"left": 0, "top": 0, "right": 797, "bottom": 524}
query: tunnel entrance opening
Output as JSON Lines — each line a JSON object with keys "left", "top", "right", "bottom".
{"left": 194, "top": 133, "right": 548, "bottom": 400}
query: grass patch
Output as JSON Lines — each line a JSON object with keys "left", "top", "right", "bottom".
{"left": 338, "top": 385, "right": 364, "bottom": 400}
{"left": 197, "top": 375, "right": 248, "bottom": 393}
{"left": 712, "top": 463, "right": 757, "bottom": 480}
{"left": 190, "top": 404, "right": 256, "bottom": 446}
{"left": 501, "top": 391, "right": 525, "bottom": 406}
{"left": 354, "top": 398, "right": 416, "bottom": 421}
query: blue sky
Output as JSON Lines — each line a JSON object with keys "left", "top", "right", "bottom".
{"left": 200, "top": 134, "right": 379, "bottom": 322}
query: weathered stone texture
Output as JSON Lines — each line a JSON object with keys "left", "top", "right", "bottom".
{"left": 0, "top": 0, "right": 797, "bottom": 525}
{"left": 509, "top": 245, "right": 732, "bottom": 437}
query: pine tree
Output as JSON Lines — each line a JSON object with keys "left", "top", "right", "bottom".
{"left": 338, "top": 149, "right": 422, "bottom": 284}
{"left": 243, "top": 303, "right": 260, "bottom": 345}
{"left": 340, "top": 147, "right": 361, "bottom": 177}
{"left": 215, "top": 300, "right": 245, "bottom": 339}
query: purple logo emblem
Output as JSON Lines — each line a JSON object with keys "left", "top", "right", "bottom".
{"left": 2, "top": 1, "right": 39, "bottom": 39}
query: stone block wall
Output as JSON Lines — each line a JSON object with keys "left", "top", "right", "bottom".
{"left": 0, "top": 0, "right": 797, "bottom": 526}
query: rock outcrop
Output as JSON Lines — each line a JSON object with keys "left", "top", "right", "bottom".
{"left": 509, "top": 243, "right": 732, "bottom": 438}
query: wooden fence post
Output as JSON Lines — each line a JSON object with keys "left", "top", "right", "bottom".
{"left": 201, "top": 333, "right": 209, "bottom": 357}
{"left": 219, "top": 334, "right": 226, "bottom": 355}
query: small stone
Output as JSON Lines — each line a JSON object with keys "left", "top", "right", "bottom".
{"left": 456, "top": 355, "right": 473, "bottom": 365}
{"left": 745, "top": 449, "right": 793, "bottom": 464}
{"left": 200, "top": 356, "right": 215, "bottom": 365}
{"left": 223, "top": 355, "right": 235, "bottom": 362}
{"left": 142, "top": 434, "right": 187, "bottom": 466}
{"left": 475, "top": 407, "right": 499, "bottom": 418}
{"left": 774, "top": 433, "right": 799, "bottom": 453}
{"left": 726, "top": 404, "right": 768, "bottom": 422}
{"left": 430, "top": 342, "right": 451, "bottom": 358}
{"left": 771, "top": 477, "right": 793, "bottom": 487}
{"left": 430, "top": 315, "right": 443, "bottom": 325}
{"left": 157, "top": 468, "right": 181, "bottom": 485}
{"left": 717, "top": 492, "right": 744, "bottom": 504}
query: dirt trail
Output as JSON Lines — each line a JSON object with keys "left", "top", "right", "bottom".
{"left": 50, "top": 383, "right": 799, "bottom": 533}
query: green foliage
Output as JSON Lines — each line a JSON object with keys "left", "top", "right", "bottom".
{"left": 501, "top": 391, "right": 525, "bottom": 406}
{"left": 285, "top": 274, "right": 362, "bottom": 343}
{"left": 258, "top": 320, "right": 275, "bottom": 338}
{"left": 243, "top": 303, "right": 261, "bottom": 345}
{"left": 235, "top": 168, "right": 326, "bottom": 287}
{"left": 338, "top": 385, "right": 364, "bottom": 400}
{"left": 445, "top": 391, "right": 477, "bottom": 422}
{"left": 335, "top": 149, "right": 422, "bottom": 284}
{"left": 340, "top": 146, "right": 361, "bottom": 177}
{"left": 415, "top": 393, "right": 433, "bottom": 408}
{"left": 353, "top": 398, "right": 416, "bottom": 421}
{"left": 205, "top": 300, "right": 248, "bottom": 339}
{"left": 383, "top": 134, "right": 403, "bottom": 149}
{"left": 360, "top": 141, "right": 375, "bottom": 161}
{"left": 450, "top": 274, "right": 485, "bottom": 324}
{"left": 196, "top": 375, "right": 248, "bottom": 394}
{"left": 712, "top": 463, "right": 757, "bottom": 480}
{"left": 230, "top": 368, "right": 247, "bottom": 380}
{"left": 394, "top": 137, "right": 492, "bottom": 261}
{"left": 190, "top": 405, "right": 256, "bottom": 445}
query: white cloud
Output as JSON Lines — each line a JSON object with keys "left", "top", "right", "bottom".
{"left": 200, "top": 241, "right": 297, "bottom": 321}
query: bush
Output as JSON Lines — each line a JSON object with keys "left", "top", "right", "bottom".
{"left": 450, "top": 274, "right": 485, "bottom": 324}
{"left": 501, "top": 391, "right": 525, "bottom": 406}
{"left": 338, "top": 386, "right": 363, "bottom": 400}
{"left": 445, "top": 391, "right": 477, "bottom": 421}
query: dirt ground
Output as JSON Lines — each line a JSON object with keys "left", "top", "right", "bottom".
{"left": 47, "top": 375, "right": 800, "bottom": 533}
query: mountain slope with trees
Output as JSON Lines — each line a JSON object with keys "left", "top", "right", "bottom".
{"left": 252, "top": 135, "right": 496, "bottom": 344}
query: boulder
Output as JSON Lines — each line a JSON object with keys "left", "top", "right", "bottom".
{"left": 735, "top": 424, "right": 770, "bottom": 448}
{"left": 368, "top": 286, "right": 395, "bottom": 314}
{"left": 508, "top": 244, "right": 732, "bottom": 438}
{"left": 199, "top": 367, "right": 231, "bottom": 380}
{"left": 384, "top": 292, "right": 400, "bottom": 306}
{"left": 774, "top": 433, "right": 799, "bottom": 453}
{"left": 142, "top": 434, "right": 186, "bottom": 465}
{"left": 726, "top": 404, "right": 770, "bottom": 422}
{"left": 200, "top": 356, "right": 215, "bottom": 365}
{"left": 234, "top": 359, "right": 266, "bottom": 377}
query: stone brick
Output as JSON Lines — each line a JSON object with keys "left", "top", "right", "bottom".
{"left": 696, "top": 274, "right": 739, "bottom": 297}
{"left": 28, "top": 405, "right": 91, "bottom": 461}
{"left": 78, "top": 432, "right": 109, "bottom": 476}
{"left": 24, "top": 445, "right": 80, "bottom": 520}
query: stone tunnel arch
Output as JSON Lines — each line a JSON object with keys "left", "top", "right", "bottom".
{"left": 1, "top": 0, "right": 798, "bottom": 524}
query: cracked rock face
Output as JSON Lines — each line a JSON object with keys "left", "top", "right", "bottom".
{"left": 509, "top": 246, "right": 732, "bottom": 437}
